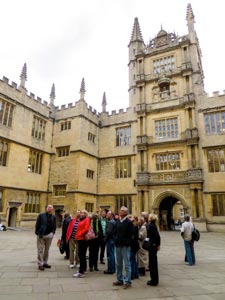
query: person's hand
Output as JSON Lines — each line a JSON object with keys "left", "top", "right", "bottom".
{"left": 157, "top": 246, "right": 160, "bottom": 251}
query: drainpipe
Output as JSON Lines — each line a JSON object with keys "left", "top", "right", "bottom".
{"left": 96, "top": 120, "right": 101, "bottom": 210}
{"left": 46, "top": 117, "right": 55, "bottom": 207}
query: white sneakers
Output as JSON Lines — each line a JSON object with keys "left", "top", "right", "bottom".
{"left": 73, "top": 272, "right": 85, "bottom": 278}
{"left": 69, "top": 264, "right": 80, "bottom": 269}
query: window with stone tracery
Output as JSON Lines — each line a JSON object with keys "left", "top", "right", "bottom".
{"left": 155, "top": 152, "right": 181, "bottom": 171}
{"left": 27, "top": 150, "right": 43, "bottom": 174}
{"left": 153, "top": 55, "right": 175, "bottom": 74}
{"left": 116, "top": 157, "right": 131, "bottom": 178}
{"left": 116, "top": 127, "right": 131, "bottom": 146}
{"left": 25, "top": 192, "right": 40, "bottom": 213}
{"left": 212, "top": 194, "right": 225, "bottom": 216}
{"left": 204, "top": 111, "right": 225, "bottom": 135}
{"left": 31, "top": 115, "right": 46, "bottom": 140}
{"left": 115, "top": 195, "right": 132, "bottom": 214}
{"left": 155, "top": 118, "right": 178, "bottom": 141}
{"left": 0, "top": 140, "right": 8, "bottom": 167}
{"left": 207, "top": 148, "right": 225, "bottom": 173}
{"left": 0, "top": 99, "right": 14, "bottom": 127}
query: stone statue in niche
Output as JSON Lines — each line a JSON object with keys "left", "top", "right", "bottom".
{"left": 160, "top": 86, "right": 170, "bottom": 99}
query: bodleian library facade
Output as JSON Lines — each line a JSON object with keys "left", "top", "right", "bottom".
{"left": 0, "top": 4, "right": 225, "bottom": 231}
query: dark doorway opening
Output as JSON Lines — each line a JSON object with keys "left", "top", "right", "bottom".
{"left": 55, "top": 209, "right": 63, "bottom": 228}
{"left": 8, "top": 207, "right": 17, "bottom": 227}
{"left": 159, "top": 197, "right": 184, "bottom": 231}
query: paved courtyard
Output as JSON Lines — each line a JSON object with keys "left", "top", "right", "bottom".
{"left": 0, "top": 229, "right": 225, "bottom": 300}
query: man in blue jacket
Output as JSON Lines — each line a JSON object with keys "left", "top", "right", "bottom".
{"left": 35, "top": 204, "right": 56, "bottom": 270}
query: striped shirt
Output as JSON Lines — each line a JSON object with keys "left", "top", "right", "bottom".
{"left": 71, "top": 220, "right": 79, "bottom": 240}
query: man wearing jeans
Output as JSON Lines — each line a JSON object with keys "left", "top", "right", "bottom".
{"left": 113, "top": 206, "right": 133, "bottom": 289}
{"left": 104, "top": 211, "right": 116, "bottom": 274}
{"left": 181, "top": 214, "right": 195, "bottom": 266}
{"left": 35, "top": 204, "right": 56, "bottom": 270}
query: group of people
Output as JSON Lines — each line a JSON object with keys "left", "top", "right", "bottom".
{"left": 35, "top": 204, "right": 196, "bottom": 289}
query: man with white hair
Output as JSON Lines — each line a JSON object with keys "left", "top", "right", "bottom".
{"left": 113, "top": 206, "right": 133, "bottom": 289}
{"left": 35, "top": 204, "right": 56, "bottom": 271}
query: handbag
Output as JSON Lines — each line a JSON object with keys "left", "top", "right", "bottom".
{"left": 85, "top": 227, "right": 96, "bottom": 240}
{"left": 142, "top": 239, "right": 150, "bottom": 251}
{"left": 59, "top": 239, "right": 65, "bottom": 254}
{"left": 192, "top": 226, "right": 200, "bottom": 241}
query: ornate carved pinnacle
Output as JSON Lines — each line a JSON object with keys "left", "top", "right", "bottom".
{"left": 20, "top": 63, "right": 27, "bottom": 88}
{"left": 50, "top": 83, "right": 56, "bottom": 100}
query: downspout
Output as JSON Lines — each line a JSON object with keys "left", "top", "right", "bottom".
{"left": 96, "top": 119, "right": 101, "bottom": 210}
{"left": 46, "top": 117, "right": 55, "bottom": 207}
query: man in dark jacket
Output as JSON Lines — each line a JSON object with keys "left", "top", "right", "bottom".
{"left": 104, "top": 211, "right": 116, "bottom": 274}
{"left": 146, "top": 213, "right": 161, "bottom": 286}
{"left": 113, "top": 206, "right": 133, "bottom": 289}
{"left": 61, "top": 213, "right": 71, "bottom": 259}
{"left": 35, "top": 204, "right": 56, "bottom": 270}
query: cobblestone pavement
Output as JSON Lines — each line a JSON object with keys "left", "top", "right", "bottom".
{"left": 0, "top": 229, "right": 225, "bottom": 300}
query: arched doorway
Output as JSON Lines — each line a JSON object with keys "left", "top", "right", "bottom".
{"left": 8, "top": 207, "right": 17, "bottom": 227}
{"left": 54, "top": 206, "right": 64, "bottom": 228}
{"left": 157, "top": 196, "right": 188, "bottom": 231}
{"left": 159, "top": 197, "right": 179, "bottom": 230}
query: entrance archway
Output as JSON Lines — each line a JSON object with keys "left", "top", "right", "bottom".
{"left": 8, "top": 207, "right": 17, "bottom": 227}
{"left": 153, "top": 191, "right": 189, "bottom": 231}
{"left": 54, "top": 206, "right": 64, "bottom": 228}
{"left": 159, "top": 197, "right": 183, "bottom": 231}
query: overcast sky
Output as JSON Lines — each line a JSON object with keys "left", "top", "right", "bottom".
{"left": 0, "top": 0, "right": 224, "bottom": 113}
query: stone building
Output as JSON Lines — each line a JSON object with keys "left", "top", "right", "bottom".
{"left": 0, "top": 4, "right": 224, "bottom": 231}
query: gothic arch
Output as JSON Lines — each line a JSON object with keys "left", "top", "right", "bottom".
{"left": 152, "top": 190, "right": 189, "bottom": 211}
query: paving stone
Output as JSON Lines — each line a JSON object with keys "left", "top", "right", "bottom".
{"left": 0, "top": 230, "right": 225, "bottom": 300}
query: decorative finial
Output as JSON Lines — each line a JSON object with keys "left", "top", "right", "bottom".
{"left": 79, "top": 78, "right": 86, "bottom": 100}
{"left": 20, "top": 63, "right": 27, "bottom": 88}
{"left": 129, "top": 17, "right": 144, "bottom": 44}
{"left": 102, "top": 92, "right": 107, "bottom": 112}
{"left": 50, "top": 83, "right": 55, "bottom": 105}
{"left": 186, "top": 3, "right": 195, "bottom": 33}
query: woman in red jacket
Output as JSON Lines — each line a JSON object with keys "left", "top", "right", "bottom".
{"left": 73, "top": 210, "right": 90, "bottom": 278}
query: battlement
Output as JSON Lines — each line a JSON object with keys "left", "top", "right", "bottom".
{"left": 198, "top": 90, "right": 225, "bottom": 112}
{"left": 100, "top": 106, "right": 136, "bottom": 126}
{"left": 0, "top": 75, "right": 49, "bottom": 107}
{"left": 206, "top": 90, "right": 225, "bottom": 98}
{"left": 55, "top": 100, "right": 99, "bottom": 116}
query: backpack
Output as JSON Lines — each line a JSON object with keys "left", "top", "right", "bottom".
{"left": 192, "top": 226, "right": 200, "bottom": 241}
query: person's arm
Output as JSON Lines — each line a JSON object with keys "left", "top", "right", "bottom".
{"left": 35, "top": 214, "right": 41, "bottom": 235}
{"left": 53, "top": 216, "right": 56, "bottom": 234}
{"left": 180, "top": 223, "right": 184, "bottom": 238}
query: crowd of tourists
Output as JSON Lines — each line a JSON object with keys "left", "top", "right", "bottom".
{"left": 35, "top": 205, "right": 196, "bottom": 289}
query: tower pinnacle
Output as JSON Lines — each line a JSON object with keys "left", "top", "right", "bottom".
{"left": 50, "top": 83, "right": 55, "bottom": 105}
{"left": 20, "top": 63, "right": 27, "bottom": 88}
{"left": 129, "top": 17, "right": 144, "bottom": 45}
{"left": 79, "top": 78, "right": 86, "bottom": 100}
{"left": 186, "top": 3, "right": 195, "bottom": 33}
{"left": 102, "top": 92, "right": 107, "bottom": 112}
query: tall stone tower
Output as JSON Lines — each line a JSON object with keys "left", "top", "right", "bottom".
{"left": 131, "top": 4, "right": 206, "bottom": 230}
{"left": 128, "top": 17, "right": 145, "bottom": 108}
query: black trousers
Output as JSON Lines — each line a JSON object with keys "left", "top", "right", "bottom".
{"left": 78, "top": 240, "right": 88, "bottom": 274}
{"left": 89, "top": 238, "right": 100, "bottom": 269}
{"left": 99, "top": 237, "right": 105, "bottom": 262}
{"left": 148, "top": 247, "right": 159, "bottom": 285}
